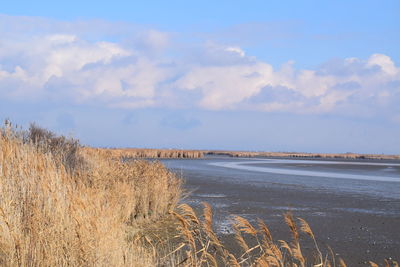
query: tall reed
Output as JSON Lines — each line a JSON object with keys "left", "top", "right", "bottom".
{"left": 92, "top": 147, "right": 204, "bottom": 159}
{"left": 0, "top": 122, "right": 181, "bottom": 266}
{"left": 165, "top": 203, "right": 399, "bottom": 267}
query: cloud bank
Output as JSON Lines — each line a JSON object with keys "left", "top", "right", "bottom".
{"left": 1, "top": 15, "right": 399, "bottom": 121}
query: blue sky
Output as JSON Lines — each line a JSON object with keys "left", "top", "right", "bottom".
{"left": 1, "top": 1, "right": 399, "bottom": 153}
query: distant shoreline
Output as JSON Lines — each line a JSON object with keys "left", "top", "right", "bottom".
{"left": 205, "top": 150, "right": 400, "bottom": 160}
{"left": 91, "top": 147, "right": 400, "bottom": 160}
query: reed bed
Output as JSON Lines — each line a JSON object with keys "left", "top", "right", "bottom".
{"left": 0, "top": 122, "right": 181, "bottom": 266}
{"left": 91, "top": 148, "right": 204, "bottom": 159}
{"left": 84, "top": 147, "right": 400, "bottom": 161}
{"left": 206, "top": 151, "right": 400, "bottom": 160}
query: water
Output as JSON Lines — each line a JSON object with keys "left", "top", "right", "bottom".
{"left": 162, "top": 156, "right": 400, "bottom": 200}
{"left": 161, "top": 156, "right": 400, "bottom": 264}
{"left": 211, "top": 159, "right": 400, "bottom": 182}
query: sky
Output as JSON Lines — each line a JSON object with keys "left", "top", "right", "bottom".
{"left": 1, "top": 0, "right": 400, "bottom": 153}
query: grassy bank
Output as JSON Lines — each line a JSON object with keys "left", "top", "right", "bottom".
{"left": 0, "top": 122, "right": 397, "bottom": 266}
{"left": 0, "top": 122, "right": 181, "bottom": 266}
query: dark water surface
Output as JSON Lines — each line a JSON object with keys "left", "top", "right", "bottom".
{"left": 161, "top": 156, "right": 400, "bottom": 265}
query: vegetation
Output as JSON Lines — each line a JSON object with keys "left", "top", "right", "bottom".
{"left": 0, "top": 122, "right": 181, "bottom": 266}
{"left": 91, "top": 148, "right": 400, "bottom": 160}
{"left": 163, "top": 203, "right": 398, "bottom": 267}
{"left": 206, "top": 151, "right": 400, "bottom": 160}
{"left": 0, "top": 121, "right": 397, "bottom": 266}
{"left": 91, "top": 147, "right": 204, "bottom": 159}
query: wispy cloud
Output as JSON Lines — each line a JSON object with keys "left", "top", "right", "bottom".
{"left": 1, "top": 15, "right": 399, "bottom": 122}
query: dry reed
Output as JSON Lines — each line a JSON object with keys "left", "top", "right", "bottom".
{"left": 0, "top": 122, "right": 181, "bottom": 266}
{"left": 206, "top": 151, "right": 400, "bottom": 160}
{"left": 91, "top": 147, "right": 204, "bottom": 159}
{"left": 169, "top": 204, "right": 399, "bottom": 267}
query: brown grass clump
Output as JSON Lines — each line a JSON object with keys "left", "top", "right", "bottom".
{"left": 23, "top": 123, "right": 85, "bottom": 173}
{"left": 0, "top": 122, "right": 182, "bottom": 266}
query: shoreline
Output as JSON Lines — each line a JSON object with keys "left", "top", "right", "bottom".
{"left": 206, "top": 151, "right": 400, "bottom": 161}
{"left": 92, "top": 147, "right": 400, "bottom": 161}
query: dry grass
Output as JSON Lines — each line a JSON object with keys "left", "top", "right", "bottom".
{"left": 0, "top": 122, "right": 181, "bottom": 266}
{"left": 88, "top": 148, "right": 400, "bottom": 161}
{"left": 23, "top": 123, "right": 85, "bottom": 173}
{"left": 168, "top": 204, "right": 399, "bottom": 267}
{"left": 92, "top": 147, "right": 204, "bottom": 159}
{"left": 207, "top": 151, "right": 400, "bottom": 160}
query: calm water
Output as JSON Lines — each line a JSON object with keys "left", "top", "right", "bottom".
{"left": 162, "top": 156, "right": 400, "bottom": 200}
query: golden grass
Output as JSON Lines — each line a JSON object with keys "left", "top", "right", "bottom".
{"left": 90, "top": 147, "right": 204, "bottom": 159}
{"left": 0, "top": 123, "right": 181, "bottom": 266}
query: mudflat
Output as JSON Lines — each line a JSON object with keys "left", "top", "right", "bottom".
{"left": 162, "top": 157, "right": 400, "bottom": 266}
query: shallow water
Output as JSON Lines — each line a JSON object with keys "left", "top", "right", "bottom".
{"left": 211, "top": 159, "right": 400, "bottom": 182}
{"left": 163, "top": 156, "right": 400, "bottom": 200}
{"left": 161, "top": 156, "right": 400, "bottom": 265}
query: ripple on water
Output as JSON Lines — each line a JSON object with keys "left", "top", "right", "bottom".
{"left": 383, "top": 167, "right": 397, "bottom": 172}
{"left": 312, "top": 211, "right": 328, "bottom": 217}
{"left": 270, "top": 206, "right": 313, "bottom": 212}
{"left": 195, "top": 193, "right": 227, "bottom": 198}
{"left": 333, "top": 207, "right": 399, "bottom": 216}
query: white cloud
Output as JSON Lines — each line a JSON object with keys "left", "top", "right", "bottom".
{"left": 225, "top": 46, "right": 245, "bottom": 57}
{"left": 0, "top": 15, "right": 399, "bottom": 121}
{"left": 367, "top": 54, "right": 398, "bottom": 76}
{"left": 0, "top": 31, "right": 165, "bottom": 105}
{"left": 176, "top": 62, "right": 276, "bottom": 109}
{"left": 138, "top": 30, "right": 170, "bottom": 52}
{"left": 46, "top": 34, "right": 77, "bottom": 44}
{"left": 177, "top": 51, "right": 400, "bottom": 116}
